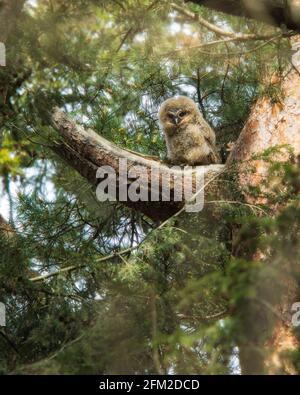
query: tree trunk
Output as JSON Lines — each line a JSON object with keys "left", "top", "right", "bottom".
{"left": 227, "top": 36, "right": 300, "bottom": 375}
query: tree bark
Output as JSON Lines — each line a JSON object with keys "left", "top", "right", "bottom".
{"left": 0, "top": 214, "right": 14, "bottom": 237}
{"left": 227, "top": 37, "right": 300, "bottom": 375}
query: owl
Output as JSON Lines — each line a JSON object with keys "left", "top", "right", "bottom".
{"left": 159, "top": 96, "right": 221, "bottom": 166}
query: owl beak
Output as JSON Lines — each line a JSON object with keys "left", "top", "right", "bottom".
{"left": 170, "top": 114, "right": 179, "bottom": 125}
{"left": 168, "top": 112, "right": 180, "bottom": 125}
{"left": 173, "top": 116, "right": 180, "bottom": 125}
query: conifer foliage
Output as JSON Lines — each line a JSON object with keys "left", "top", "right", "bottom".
{"left": 0, "top": 0, "right": 299, "bottom": 374}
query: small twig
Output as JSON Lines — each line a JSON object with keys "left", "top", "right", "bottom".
{"left": 205, "top": 200, "right": 269, "bottom": 215}
{"left": 196, "top": 68, "right": 206, "bottom": 118}
{"left": 220, "top": 57, "right": 230, "bottom": 103}
{"left": 150, "top": 291, "right": 164, "bottom": 375}
{"left": 29, "top": 246, "right": 136, "bottom": 282}
{"left": 155, "top": 166, "right": 227, "bottom": 233}
{"left": 166, "top": 34, "right": 283, "bottom": 58}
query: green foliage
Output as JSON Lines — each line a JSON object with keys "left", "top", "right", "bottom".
{"left": 0, "top": 0, "right": 299, "bottom": 375}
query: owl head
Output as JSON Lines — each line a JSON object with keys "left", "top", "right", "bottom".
{"left": 158, "top": 96, "right": 201, "bottom": 134}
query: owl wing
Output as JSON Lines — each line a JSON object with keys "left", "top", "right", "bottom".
{"left": 199, "top": 121, "right": 221, "bottom": 164}
{"left": 200, "top": 119, "right": 216, "bottom": 145}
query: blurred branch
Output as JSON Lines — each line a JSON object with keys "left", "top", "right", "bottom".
{"left": 188, "top": 0, "right": 300, "bottom": 31}
{"left": 0, "top": 0, "right": 25, "bottom": 43}
{"left": 165, "top": 33, "right": 282, "bottom": 57}
{"left": 171, "top": 2, "right": 295, "bottom": 41}
{"left": 29, "top": 246, "right": 136, "bottom": 283}
{"left": 150, "top": 291, "right": 165, "bottom": 375}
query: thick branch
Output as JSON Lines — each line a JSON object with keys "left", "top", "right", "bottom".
{"left": 51, "top": 108, "right": 224, "bottom": 221}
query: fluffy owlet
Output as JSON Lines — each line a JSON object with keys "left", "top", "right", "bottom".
{"left": 159, "top": 96, "right": 221, "bottom": 166}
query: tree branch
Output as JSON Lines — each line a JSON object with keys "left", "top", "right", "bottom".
{"left": 51, "top": 107, "right": 225, "bottom": 221}
{"left": 188, "top": 0, "right": 300, "bottom": 31}
{"left": 172, "top": 2, "right": 295, "bottom": 41}
{"left": 29, "top": 247, "right": 136, "bottom": 283}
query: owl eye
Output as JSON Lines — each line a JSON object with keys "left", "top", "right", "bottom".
{"left": 178, "top": 111, "right": 188, "bottom": 118}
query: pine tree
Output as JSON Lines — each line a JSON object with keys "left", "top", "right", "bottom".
{"left": 0, "top": 0, "right": 299, "bottom": 375}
